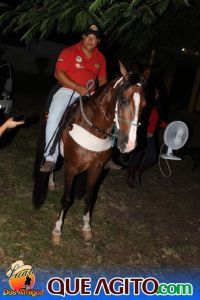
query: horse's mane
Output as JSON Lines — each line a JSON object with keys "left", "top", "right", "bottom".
{"left": 65, "top": 80, "right": 114, "bottom": 121}
{"left": 65, "top": 73, "right": 146, "bottom": 122}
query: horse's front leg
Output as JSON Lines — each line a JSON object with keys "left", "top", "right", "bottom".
{"left": 82, "top": 167, "right": 103, "bottom": 242}
{"left": 52, "top": 165, "right": 76, "bottom": 244}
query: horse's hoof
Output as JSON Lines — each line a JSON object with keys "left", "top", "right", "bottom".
{"left": 127, "top": 178, "right": 134, "bottom": 189}
{"left": 48, "top": 184, "right": 56, "bottom": 191}
{"left": 51, "top": 232, "right": 61, "bottom": 244}
{"left": 83, "top": 230, "right": 92, "bottom": 242}
{"left": 134, "top": 173, "right": 141, "bottom": 187}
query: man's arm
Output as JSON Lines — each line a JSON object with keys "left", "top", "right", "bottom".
{"left": 54, "top": 69, "right": 88, "bottom": 96}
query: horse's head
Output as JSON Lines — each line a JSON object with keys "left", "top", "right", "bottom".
{"left": 114, "top": 62, "right": 147, "bottom": 153}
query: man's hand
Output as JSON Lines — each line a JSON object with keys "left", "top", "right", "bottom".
{"left": 74, "top": 84, "right": 89, "bottom": 96}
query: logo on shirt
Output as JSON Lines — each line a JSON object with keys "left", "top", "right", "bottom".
{"left": 76, "top": 63, "right": 84, "bottom": 69}
{"left": 76, "top": 56, "right": 82, "bottom": 63}
{"left": 95, "top": 63, "right": 100, "bottom": 69}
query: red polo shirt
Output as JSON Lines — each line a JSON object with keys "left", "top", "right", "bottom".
{"left": 55, "top": 42, "right": 107, "bottom": 89}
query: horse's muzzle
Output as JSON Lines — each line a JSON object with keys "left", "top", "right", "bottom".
{"left": 117, "top": 134, "right": 137, "bottom": 153}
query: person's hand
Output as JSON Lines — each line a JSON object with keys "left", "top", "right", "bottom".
{"left": 74, "top": 84, "right": 88, "bottom": 96}
{"left": 5, "top": 117, "right": 25, "bottom": 129}
{"left": 0, "top": 117, "right": 25, "bottom": 137}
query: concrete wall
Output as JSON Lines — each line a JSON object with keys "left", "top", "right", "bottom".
{"left": 2, "top": 40, "right": 66, "bottom": 75}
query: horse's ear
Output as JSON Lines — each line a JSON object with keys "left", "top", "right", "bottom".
{"left": 118, "top": 60, "right": 128, "bottom": 78}
{"left": 143, "top": 49, "right": 155, "bottom": 81}
{"left": 142, "top": 68, "right": 151, "bottom": 82}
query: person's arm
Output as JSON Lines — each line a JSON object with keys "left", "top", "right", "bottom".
{"left": 0, "top": 122, "right": 8, "bottom": 137}
{"left": 0, "top": 118, "right": 25, "bottom": 137}
{"left": 54, "top": 69, "right": 88, "bottom": 96}
{"left": 147, "top": 107, "right": 159, "bottom": 135}
{"left": 159, "top": 120, "right": 168, "bottom": 128}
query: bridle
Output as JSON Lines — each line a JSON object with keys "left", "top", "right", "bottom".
{"left": 114, "top": 77, "right": 142, "bottom": 130}
{"left": 114, "top": 92, "right": 141, "bottom": 130}
{"left": 78, "top": 75, "right": 143, "bottom": 138}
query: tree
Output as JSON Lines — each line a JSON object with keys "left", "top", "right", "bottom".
{"left": 0, "top": 0, "right": 199, "bottom": 66}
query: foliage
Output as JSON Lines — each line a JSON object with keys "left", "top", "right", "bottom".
{"left": 0, "top": 0, "right": 199, "bottom": 66}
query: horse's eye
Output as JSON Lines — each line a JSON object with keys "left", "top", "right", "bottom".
{"left": 121, "top": 97, "right": 129, "bottom": 106}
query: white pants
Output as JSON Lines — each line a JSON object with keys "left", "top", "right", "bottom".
{"left": 44, "top": 87, "right": 79, "bottom": 162}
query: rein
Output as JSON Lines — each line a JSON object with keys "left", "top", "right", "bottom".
{"left": 75, "top": 79, "right": 117, "bottom": 138}
{"left": 79, "top": 95, "right": 116, "bottom": 138}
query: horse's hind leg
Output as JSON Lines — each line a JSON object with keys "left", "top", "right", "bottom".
{"left": 52, "top": 167, "right": 75, "bottom": 244}
{"left": 82, "top": 168, "right": 102, "bottom": 242}
{"left": 48, "top": 171, "right": 55, "bottom": 191}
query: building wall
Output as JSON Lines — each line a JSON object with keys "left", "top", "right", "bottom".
{"left": 2, "top": 40, "right": 66, "bottom": 75}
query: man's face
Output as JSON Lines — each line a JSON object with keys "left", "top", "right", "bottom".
{"left": 82, "top": 34, "right": 99, "bottom": 52}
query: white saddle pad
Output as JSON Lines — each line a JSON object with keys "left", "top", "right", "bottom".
{"left": 60, "top": 123, "right": 113, "bottom": 155}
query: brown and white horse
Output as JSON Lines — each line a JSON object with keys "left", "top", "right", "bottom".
{"left": 33, "top": 63, "right": 146, "bottom": 243}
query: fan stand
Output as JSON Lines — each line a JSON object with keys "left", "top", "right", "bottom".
{"left": 160, "top": 147, "right": 182, "bottom": 160}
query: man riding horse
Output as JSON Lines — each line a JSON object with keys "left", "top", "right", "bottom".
{"left": 34, "top": 25, "right": 148, "bottom": 243}
{"left": 40, "top": 24, "right": 111, "bottom": 173}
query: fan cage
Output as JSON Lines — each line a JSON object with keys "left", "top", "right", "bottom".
{"left": 163, "top": 121, "right": 189, "bottom": 150}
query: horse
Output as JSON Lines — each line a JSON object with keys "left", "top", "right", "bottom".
{"left": 32, "top": 62, "right": 147, "bottom": 244}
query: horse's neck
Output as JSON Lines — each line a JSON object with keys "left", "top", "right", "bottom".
{"left": 75, "top": 81, "right": 116, "bottom": 135}
{"left": 67, "top": 80, "right": 118, "bottom": 134}
{"left": 89, "top": 81, "right": 116, "bottom": 118}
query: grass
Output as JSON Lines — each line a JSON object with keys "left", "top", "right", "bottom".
{"left": 1, "top": 74, "right": 200, "bottom": 270}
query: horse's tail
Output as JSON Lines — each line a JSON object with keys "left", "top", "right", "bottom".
{"left": 33, "top": 115, "right": 46, "bottom": 177}
{"left": 32, "top": 115, "right": 49, "bottom": 208}
{"left": 32, "top": 172, "right": 49, "bottom": 208}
